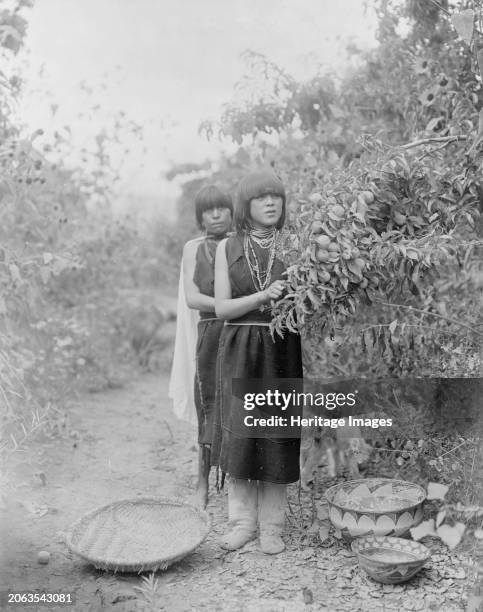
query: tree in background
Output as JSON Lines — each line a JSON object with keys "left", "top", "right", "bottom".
{"left": 195, "top": 0, "right": 481, "bottom": 382}
{"left": 0, "top": 1, "right": 180, "bottom": 474}
{"left": 184, "top": 2, "right": 483, "bottom": 537}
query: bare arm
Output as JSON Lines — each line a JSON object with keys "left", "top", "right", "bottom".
{"left": 183, "top": 240, "right": 215, "bottom": 312}
{"left": 214, "top": 239, "right": 285, "bottom": 320}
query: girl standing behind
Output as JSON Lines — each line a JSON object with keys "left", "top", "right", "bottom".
{"left": 213, "top": 170, "right": 302, "bottom": 554}
{"left": 182, "top": 185, "right": 233, "bottom": 508}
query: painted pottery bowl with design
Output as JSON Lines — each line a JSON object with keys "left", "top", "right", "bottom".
{"left": 351, "top": 535, "right": 431, "bottom": 584}
{"left": 325, "top": 478, "right": 426, "bottom": 541}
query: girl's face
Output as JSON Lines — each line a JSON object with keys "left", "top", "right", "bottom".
{"left": 249, "top": 193, "right": 283, "bottom": 229}
{"left": 201, "top": 206, "right": 232, "bottom": 237}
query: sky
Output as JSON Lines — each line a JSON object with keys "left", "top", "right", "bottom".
{"left": 17, "top": 0, "right": 379, "bottom": 216}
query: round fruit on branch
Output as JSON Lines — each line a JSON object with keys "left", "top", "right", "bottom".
{"left": 318, "top": 269, "right": 331, "bottom": 283}
{"left": 359, "top": 190, "right": 375, "bottom": 204}
{"left": 330, "top": 204, "right": 345, "bottom": 219}
{"left": 311, "top": 220, "right": 324, "bottom": 234}
{"left": 309, "top": 192, "right": 323, "bottom": 204}
{"left": 315, "top": 235, "right": 331, "bottom": 249}
{"left": 315, "top": 248, "right": 330, "bottom": 263}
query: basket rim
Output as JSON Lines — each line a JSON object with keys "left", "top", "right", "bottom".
{"left": 351, "top": 535, "right": 431, "bottom": 565}
{"left": 325, "top": 478, "right": 426, "bottom": 515}
{"left": 65, "top": 496, "right": 211, "bottom": 571}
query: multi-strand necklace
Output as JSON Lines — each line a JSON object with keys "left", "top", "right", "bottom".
{"left": 243, "top": 227, "right": 279, "bottom": 292}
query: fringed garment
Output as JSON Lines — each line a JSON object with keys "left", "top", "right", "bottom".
{"left": 193, "top": 236, "right": 225, "bottom": 445}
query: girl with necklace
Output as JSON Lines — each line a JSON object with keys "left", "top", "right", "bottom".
{"left": 213, "top": 170, "right": 302, "bottom": 554}
{"left": 182, "top": 185, "right": 233, "bottom": 508}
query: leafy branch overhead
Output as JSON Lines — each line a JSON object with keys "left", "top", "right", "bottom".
{"left": 197, "top": 0, "right": 482, "bottom": 382}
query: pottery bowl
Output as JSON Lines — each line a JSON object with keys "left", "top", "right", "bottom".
{"left": 351, "top": 535, "right": 431, "bottom": 584}
{"left": 325, "top": 478, "right": 426, "bottom": 541}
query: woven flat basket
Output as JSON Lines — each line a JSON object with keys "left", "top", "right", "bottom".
{"left": 65, "top": 497, "right": 211, "bottom": 573}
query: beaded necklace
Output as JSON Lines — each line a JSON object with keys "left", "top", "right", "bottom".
{"left": 249, "top": 226, "right": 277, "bottom": 249}
{"left": 243, "top": 227, "right": 279, "bottom": 292}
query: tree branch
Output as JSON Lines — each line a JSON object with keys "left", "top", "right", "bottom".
{"left": 401, "top": 135, "right": 468, "bottom": 150}
{"left": 360, "top": 323, "right": 462, "bottom": 336}
{"left": 374, "top": 301, "right": 483, "bottom": 338}
{"left": 428, "top": 0, "right": 451, "bottom": 17}
{"left": 417, "top": 139, "right": 464, "bottom": 162}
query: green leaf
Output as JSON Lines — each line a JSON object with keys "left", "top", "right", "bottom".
{"left": 9, "top": 263, "right": 21, "bottom": 283}
{"left": 436, "top": 510, "right": 446, "bottom": 528}
{"left": 427, "top": 482, "right": 449, "bottom": 500}
{"left": 39, "top": 267, "right": 50, "bottom": 284}
{"left": 411, "top": 263, "right": 420, "bottom": 283}
{"left": 317, "top": 506, "right": 329, "bottom": 521}
{"left": 347, "top": 260, "right": 363, "bottom": 278}
{"left": 425, "top": 116, "right": 445, "bottom": 133}
{"left": 328, "top": 104, "right": 344, "bottom": 119}
{"left": 410, "top": 519, "right": 436, "bottom": 541}
{"left": 436, "top": 522, "right": 465, "bottom": 550}
{"left": 318, "top": 524, "right": 330, "bottom": 542}
{"left": 451, "top": 9, "right": 474, "bottom": 45}
{"left": 307, "top": 288, "right": 320, "bottom": 307}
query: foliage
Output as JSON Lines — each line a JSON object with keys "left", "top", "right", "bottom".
{"left": 196, "top": 0, "right": 483, "bottom": 554}
{"left": 0, "top": 2, "right": 180, "bottom": 467}
{"left": 411, "top": 477, "right": 483, "bottom": 550}
{"left": 200, "top": 0, "right": 482, "bottom": 382}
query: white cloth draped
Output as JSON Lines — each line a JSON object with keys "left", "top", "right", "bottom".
{"left": 168, "top": 260, "right": 199, "bottom": 425}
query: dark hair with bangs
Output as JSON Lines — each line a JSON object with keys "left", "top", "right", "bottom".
{"left": 195, "top": 184, "right": 233, "bottom": 229}
{"left": 234, "top": 170, "right": 286, "bottom": 231}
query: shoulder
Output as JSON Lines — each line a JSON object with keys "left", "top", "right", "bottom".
{"left": 225, "top": 232, "right": 244, "bottom": 258}
{"left": 183, "top": 236, "right": 204, "bottom": 257}
{"left": 218, "top": 233, "right": 243, "bottom": 253}
{"left": 213, "top": 233, "right": 245, "bottom": 269}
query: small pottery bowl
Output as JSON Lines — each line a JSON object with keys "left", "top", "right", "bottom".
{"left": 351, "top": 535, "right": 431, "bottom": 584}
{"left": 325, "top": 478, "right": 426, "bottom": 541}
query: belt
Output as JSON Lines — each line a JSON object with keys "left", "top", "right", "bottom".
{"left": 225, "top": 321, "right": 270, "bottom": 327}
{"left": 199, "top": 317, "right": 220, "bottom": 323}
{"left": 228, "top": 310, "right": 272, "bottom": 325}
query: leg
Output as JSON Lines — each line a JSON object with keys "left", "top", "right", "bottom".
{"left": 258, "top": 481, "right": 287, "bottom": 555}
{"left": 196, "top": 444, "right": 211, "bottom": 509}
{"left": 220, "top": 478, "right": 257, "bottom": 551}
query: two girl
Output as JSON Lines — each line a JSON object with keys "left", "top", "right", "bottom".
{"left": 184, "top": 170, "right": 300, "bottom": 554}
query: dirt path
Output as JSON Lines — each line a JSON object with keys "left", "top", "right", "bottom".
{"left": 0, "top": 374, "right": 475, "bottom": 612}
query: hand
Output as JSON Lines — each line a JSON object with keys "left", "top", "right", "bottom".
{"left": 261, "top": 280, "right": 286, "bottom": 304}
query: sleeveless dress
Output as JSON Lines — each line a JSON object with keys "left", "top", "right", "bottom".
{"left": 211, "top": 233, "right": 302, "bottom": 483}
{"left": 193, "top": 236, "right": 225, "bottom": 445}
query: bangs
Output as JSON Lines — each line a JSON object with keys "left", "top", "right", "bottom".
{"left": 235, "top": 170, "right": 286, "bottom": 231}
{"left": 195, "top": 185, "right": 233, "bottom": 227}
{"left": 238, "top": 171, "right": 285, "bottom": 205}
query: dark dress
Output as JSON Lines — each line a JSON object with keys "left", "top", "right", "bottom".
{"left": 193, "top": 236, "right": 225, "bottom": 445}
{"left": 211, "top": 233, "right": 302, "bottom": 483}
